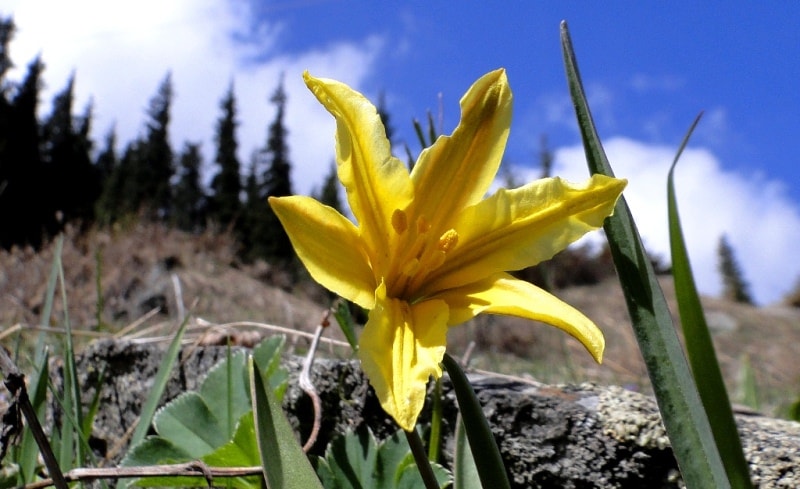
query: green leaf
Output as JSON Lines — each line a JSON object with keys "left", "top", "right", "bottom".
{"left": 252, "top": 335, "right": 289, "bottom": 402}
{"left": 153, "top": 392, "right": 228, "bottom": 458}
{"left": 250, "top": 355, "right": 323, "bottom": 489}
{"left": 453, "top": 416, "right": 480, "bottom": 489}
{"left": 332, "top": 301, "right": 359, "bottom": 352}
{"left": 128, "top": 318, "right": 190, "bottom": 452}
{"left": 313, "top": 427, "right": 450, "bottom": 489}
{"left": 442, "top": 354, "right": 509, "bottom": 489}
{"left": 668, "top": 118, "right": 753, "bottom": 489}
{"left": 560, "top": 21, "right": 730, "bottom": 488}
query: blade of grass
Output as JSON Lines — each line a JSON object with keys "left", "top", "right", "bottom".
{"left": 56, "top": 252, "right": 83, "bottom": 470}
{"left": 115, "top": 317, "right": 190, "bottom": 489}
{"left": 249, "top": 356, "right": 323, "bottom": 489}
{"left": 35, "top": 235, "right": 63, "bottom": 365}
{"left": 668, "top": 114, "right": 753, "bottom": 488}
{"left": 560, "top": 21, "right": 730, "bottom": 488}
{"left": 442, "top": 354, "right": 509, "bottom": 489}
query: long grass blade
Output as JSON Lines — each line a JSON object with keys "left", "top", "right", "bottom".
{"left": 668, "top": 114, "right": 753, "bottom": 488}
{"left": 442, "top": 354, "right": 509, "bottom": 489}
{"left": 560, "top": 21, "right": 730, "bottom": 488}
{"left": 249, "top": 356, "right": 323, "bottom": 489}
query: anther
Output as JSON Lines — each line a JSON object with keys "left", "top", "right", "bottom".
{"left": 437, "top": 229, "right": 459, "bottom": 253}
{"left": 392, "top": 209, "right": 408, "bottom": 234}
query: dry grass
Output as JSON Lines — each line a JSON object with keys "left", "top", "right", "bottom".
{"left": 2, "top": 222, "right": 799, "bottom": 416}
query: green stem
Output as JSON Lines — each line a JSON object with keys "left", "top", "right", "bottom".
{"left": 405, "top": 429, "right": 440, "bottom": 489}
{"left": 427, "top": 377, "right": 443, "bottom": 462}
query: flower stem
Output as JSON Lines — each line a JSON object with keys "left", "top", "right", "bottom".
{"left": 405, "top": 428, "right": 440, "bottom": 489}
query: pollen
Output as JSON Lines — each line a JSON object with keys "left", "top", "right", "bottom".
{"left": 392, "top": 209, "right": 408, "bottom": 234}
{"left": 437, "top": 229, "right": 459, "bottom": 253}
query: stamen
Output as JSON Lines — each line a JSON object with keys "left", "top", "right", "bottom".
{"left": 437, "top": 229, "right": 459, "bottom": 253}
{"left": 392, "top": 209, "right": 408, "bottom": 234}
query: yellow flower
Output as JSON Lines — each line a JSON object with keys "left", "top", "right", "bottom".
{"left": 269, "top": 69, "right": 626, "bottom": 431}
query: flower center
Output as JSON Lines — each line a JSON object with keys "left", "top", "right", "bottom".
{"left": 389, "top": 209, "right": 458, "bottom": 300}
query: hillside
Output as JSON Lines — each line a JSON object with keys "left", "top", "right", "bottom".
{"left": 1, "top": 223, "right": 798, "bottom": 416}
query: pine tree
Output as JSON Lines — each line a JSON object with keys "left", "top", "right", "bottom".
{"left": 317, "top": 162, "right": 343, "bottom": 213}
{"left": 41, "top": 75, "right": 100, "bottom": 229}
{"left": 0, "top": 56, "right": 46, "bottom": 249}
{"left": 377, "top": 90, "right": 394, "bottom": 144}
{"left": 717, "top": 235, "right": 754, "bottom": 304}
{"left": 94, "top": 127, "right": 119, "bottom": 225}
{"left": 209, "top": 83, "right": 242, "bottom": 227}
{"left": 256, "top": 77, "right": 294, "bottom": 262}
{"left": 172, "top": 142, "right": 207, "bottom": 232}
{"left": 139, "top": 73, "right": 174, "bottom": 220}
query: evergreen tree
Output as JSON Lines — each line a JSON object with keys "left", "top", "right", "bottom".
{"left": 139, "top": 73, "right": 174, "bottom": 220}
{"left": 0, "top": 16, "right": 13, "bottom": 84}
{"left": 172, "top": 142, "right": 206, "bottom": 232}
{"left": 255, "top": 77, "right": 294, "bottom": 262}
{"left": 95, "top": 126, "right": 118, "bottom": 183}
{"left": 209, "top": 83, "right": 242, "bottom": 226}
{"left": 317, "top": 162, "right": 343, "bottom": 213}
{"left": 94, "top": 127, "right": 119, "bottom": 225}
{"left": 0, "top": 56, "right": 46, "bottom": 249}
{"left": 377, "top": 90, "right": 394, "bottom": 144}
{"left": 240, "top": 156, "right": 270, "bottom": 258}
{"left": 97, "top": 139, "right": 143, "bottom": 225}
{"left": 717, "top": 234, "right": 754, "bottom": 304}
{"left": 41, "top": 75, "right": 100, "bottom": 229}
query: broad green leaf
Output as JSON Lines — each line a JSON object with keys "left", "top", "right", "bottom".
{"left": 252, "top": 335, "right": 289, "bottom": 402}
{"left": 153, "top": 392, "right": 228, "bottom": 458}
{"left": 250, "top": 355, "right": 323, "bottom": 489}
{"left": 668, "top": 117, "right": 753, "bottom": 489}
{"left": 200, "top": 350, "right": 250, "bottom": 436}
{"left": 128, "top": 317, "right": 190, "bottom": 451}
{"left": 453, "top": 416, "right": 480, "bottom": 489}
{"left": 560, "top": 21, "right": 730, "bottom": 488}
{"left": 313, "top": 427, "right": 449, "bottom": 489}
{"left": 442, "top": 354, "right": 509, "bottom": 489}
{"left": 129, "top": 413, "right": 263, "bottom": 489}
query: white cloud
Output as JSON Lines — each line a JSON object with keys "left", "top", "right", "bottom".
{"left": 544, "top": 137, "right": 800, "bottom": 305}
{"left": 6, "top": 0, "right": 383, "bottom": 195}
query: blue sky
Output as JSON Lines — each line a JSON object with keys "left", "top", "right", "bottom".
{"left": 5, "top": 1, "right": 800, "bottom": 304}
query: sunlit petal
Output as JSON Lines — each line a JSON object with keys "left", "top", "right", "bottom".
{"left": 269, "top": 195, "right": 376, "bottom": 309}
{"left": 439, "top": 272, "right": 604, "bottom": 362}
{"left": 303, "top": 72, "right": 413, "bottom": 273}
{"left": 422, "top": 174, "right": 626, "bottom": 294}
{"left": 410, "top": 69, "right": 512, "bottom": 233}
{"left": 358, "top": 282, "right": 449, "bottom": 431}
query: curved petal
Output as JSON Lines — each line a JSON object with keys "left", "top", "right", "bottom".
{"left": 409, "top": 69, "right": 512, "bottom": 233}
{"left": 358, "top": 282, "right": 448, "bottom": 431}
{"left": 437, "top": 272, "right": 604, "bottom": 363}
{"left": 269, "top": 195, "right": 376, "bottom": 309}
{"left": 303, "top": 72, "right": 413, "bottom": 273}
{"left": 422, "top": 174, "right": 626, "bottom": 294}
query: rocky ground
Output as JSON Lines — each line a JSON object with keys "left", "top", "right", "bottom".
{"left": 2, "top": 222, "right": 799, "bottom": 416}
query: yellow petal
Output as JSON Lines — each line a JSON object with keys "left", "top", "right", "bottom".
{"left": 269, "top": 195, "right": 376, "bottom": 309}
{"left": 439, "top": 272, "right": 604, "bottom": 363}
{"left": 423, "top": 174, "right": 626, "bottom": 295}
{"left": 303, "top": 72, "right": 413, "bottom": 273}
{"left": 409, "top": 69, "right": 512, "bottom": 233}
{"left": 358, "top": 282, "right": 449, "bottom": 431}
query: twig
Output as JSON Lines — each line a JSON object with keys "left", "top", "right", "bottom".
{"left": 193, "top": 319, "right": 352, "bottom": 349}
{"left": 299, "top": 310, "right": 329, "bottom": 452}
{"left": 0, "top": 347, "right": 68, "bottom": 489}
{"left": 20, "top": 462, "right": 264, "bottom": 489}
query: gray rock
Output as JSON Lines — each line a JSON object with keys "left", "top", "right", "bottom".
{"left": 61, "top": 339, "right": 800, "bottom": 488}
